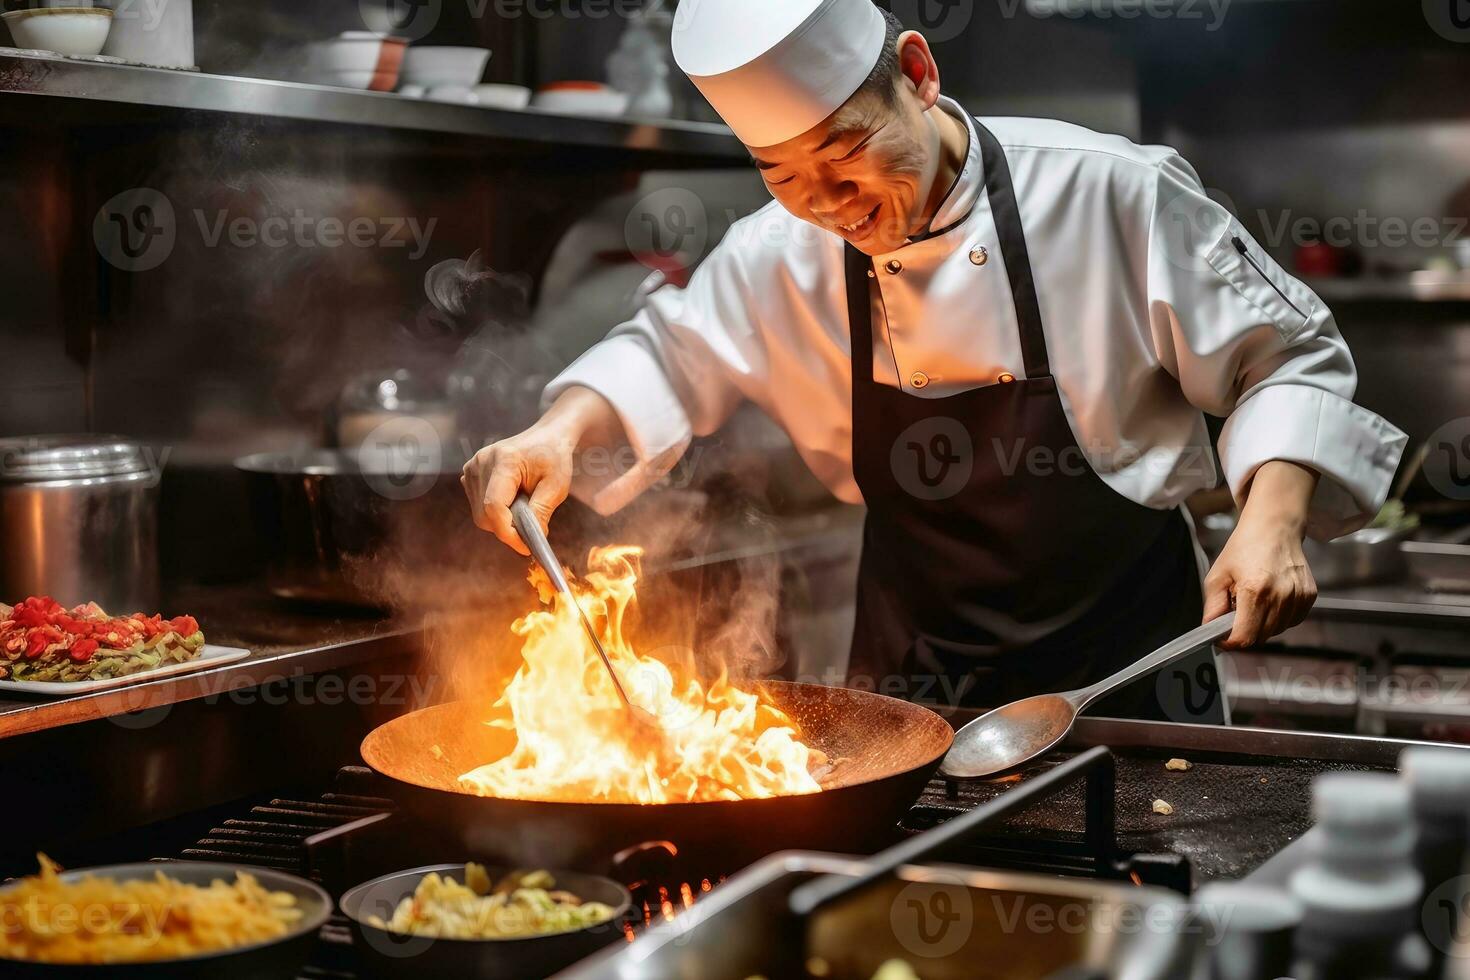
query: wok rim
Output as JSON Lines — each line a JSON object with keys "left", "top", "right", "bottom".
{"left": 360, "top": 679, "right": 955, "bottom": 809}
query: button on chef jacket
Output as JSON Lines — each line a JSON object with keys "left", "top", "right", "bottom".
{"left": 546, "top": 97, "right": 1407, "bottom": 538}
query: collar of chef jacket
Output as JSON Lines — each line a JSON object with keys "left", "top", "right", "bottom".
{"left": 909, "top": 96, "right": 981, "bottom": 244}
{"left": 858, "top": 97, "right": 1026, "bottom": 398}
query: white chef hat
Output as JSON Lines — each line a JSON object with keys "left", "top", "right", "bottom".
{"left": 672, "top": 0, "right": 888, "bottom": 149}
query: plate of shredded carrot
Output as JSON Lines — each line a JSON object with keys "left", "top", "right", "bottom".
{"left": 0, "top": 854, "right": 329, "bottom": 969}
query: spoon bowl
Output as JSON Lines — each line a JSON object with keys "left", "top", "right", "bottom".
{"left": 938, "top": 693, "right": 1079, "bottom": 779}
{"left": 939, "top": 613, "right": 1237, "bottom": 781}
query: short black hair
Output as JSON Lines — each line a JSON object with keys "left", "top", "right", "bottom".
{"left": 853, "top": 8, "right": 906, "bottom": 107}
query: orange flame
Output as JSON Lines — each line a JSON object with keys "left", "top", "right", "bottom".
{"left": 456, "top": 546, "right": 822, "bottom": 804}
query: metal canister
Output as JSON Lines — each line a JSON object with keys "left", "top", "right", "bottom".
{"left": 0, "top": 436, "right": 159, "bottom": 612}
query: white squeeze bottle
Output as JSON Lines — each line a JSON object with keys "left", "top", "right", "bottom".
{"left": 1291, "top": 772, "right": 1432, "bottom": 979}
{"left": 1401, "top": 747, "right": 1470, "bottom": 979}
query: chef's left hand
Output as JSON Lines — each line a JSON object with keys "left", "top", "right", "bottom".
{"left": 1202, "top": 460, "right": 1320, "bottom": 649}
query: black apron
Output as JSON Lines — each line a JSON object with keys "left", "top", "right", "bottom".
{"left": 845, "top": 119, "right": 1219, "bottom": 722}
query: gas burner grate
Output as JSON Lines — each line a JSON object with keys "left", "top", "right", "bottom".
{"left": 175, "top": 793, "right": 394, "bottom": 873}
{"left": 162, "top": 769, "right": 397, "bottom": 979}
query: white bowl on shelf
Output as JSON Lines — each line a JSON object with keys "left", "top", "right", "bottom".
{"left": 399, "top": 45, "right": 491, "bottom": 88}
{"left": 303, "top": 31, "right": 407, "bottom": 91}
{"left": 426, "top": 84, "right": 477, "bottom": 104}
{"left": 531, "top": 82, "right": 629, "bottom": 118}
{"left": 2, "top": 6, "right": 113, "bottom": 57}
{"left": 470, "top": 82, "right": 532, "bottom": 110}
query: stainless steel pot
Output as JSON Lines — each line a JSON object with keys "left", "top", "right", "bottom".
{"left": 235, "top": 449, "right": 467, "bottom": 609}
{"left": 0, "top": 435, "right": 159, "bottom": 611}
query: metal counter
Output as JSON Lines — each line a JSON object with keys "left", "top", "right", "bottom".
{"left": 0, "top": 583, "right": 423, "bottom": 739}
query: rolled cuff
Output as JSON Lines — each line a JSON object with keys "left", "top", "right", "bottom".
{"left": 542, "top": 334, "right": 693, "bottom": 516}
{"left": 1218, "top": 384, "right": 1407, "bottom": 540}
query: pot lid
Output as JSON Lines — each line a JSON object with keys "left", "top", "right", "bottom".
{"left": 0, "top": 435, "right": 151, "bottom": 483}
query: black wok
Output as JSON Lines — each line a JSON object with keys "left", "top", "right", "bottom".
{"left": 360, "top": 681, "right": 954, "bottom": 874}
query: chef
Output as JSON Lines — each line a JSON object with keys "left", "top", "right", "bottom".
{"left": 462, "top": 0, "right": 1406, "bottom": 717}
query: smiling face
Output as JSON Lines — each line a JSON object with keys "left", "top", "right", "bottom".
{"left": 748, "top": 31, "right": 948, "bottom": 256}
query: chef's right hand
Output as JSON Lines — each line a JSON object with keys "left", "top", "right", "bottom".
{"left": 461, "top": 387, "right": 621, "bottom": 556}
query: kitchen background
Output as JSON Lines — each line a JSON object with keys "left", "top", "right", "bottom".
{"left": 2, "top": 0, "right": 1469, "bottom": 738}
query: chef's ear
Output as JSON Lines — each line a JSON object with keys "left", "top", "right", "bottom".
{"left": 896, "top": 31, "right": 942, "bottom": 109}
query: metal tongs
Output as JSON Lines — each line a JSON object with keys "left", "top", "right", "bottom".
{"left": 510, "top": 493, "right": 661, "bottom": 734}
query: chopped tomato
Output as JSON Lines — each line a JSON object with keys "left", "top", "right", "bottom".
{"left": 168, "top": 615, "right": 199, "bottom": 636}
{"left": 2, "top": 595, "right": 202, "bottom": 667}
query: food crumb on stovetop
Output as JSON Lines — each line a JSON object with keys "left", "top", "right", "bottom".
{"left": 1152, "top": 799, "right": 1174, "bottom": 815}
{"left": 1165, "top": 758, "right": 1191, "bottom": 771}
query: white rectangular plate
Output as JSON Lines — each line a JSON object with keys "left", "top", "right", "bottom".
{"left": 0, "top": 645, "right": 252, "bottom": 696}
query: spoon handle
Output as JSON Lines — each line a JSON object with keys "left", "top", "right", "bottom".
{"left": 510, "top": 494, "right": 574, "bottom": 596}
{"left": 510, "top": 493, "right": 638, "bottom": 712}
{"left": 1070, "top": 611, "right": 1236, "bottom": 710}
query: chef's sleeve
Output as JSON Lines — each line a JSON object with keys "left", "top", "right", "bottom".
{"left": 543, "top": 240, "right": 761, "bottom": 515}
{"left": 1146, "top": 154, "right": 1407, "bottom": 540}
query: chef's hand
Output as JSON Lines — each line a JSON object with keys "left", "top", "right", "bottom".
{"left": 461, "top": 387, "right": 623, "bottom": 556}
{"left": 1202, "top": 460, "right": 1320, "bottom": 649}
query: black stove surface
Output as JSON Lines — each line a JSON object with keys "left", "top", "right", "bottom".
{"left": 904, "top": 748, "right": 1373, "bottom": 880}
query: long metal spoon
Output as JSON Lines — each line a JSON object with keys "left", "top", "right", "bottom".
{"left": 939, "top": 611, "right": 1236, "bottom": 779}
{"left": 509, "top": 493, "right": 661, "bottom": 732}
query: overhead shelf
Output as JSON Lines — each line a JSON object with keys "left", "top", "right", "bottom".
{"left": 0, "top": 51, "right": 746, "bottom": 162}
{"left": 1307, "top": 276, "right": 1470, "bottom": 303}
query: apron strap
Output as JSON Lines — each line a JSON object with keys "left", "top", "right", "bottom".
{"left": 973, "top": 121, "right": 1052, "bottom": 381}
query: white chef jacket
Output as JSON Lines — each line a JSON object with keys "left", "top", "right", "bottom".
{"left": 547, "top": 97, "right": 1406, "bottom": 540}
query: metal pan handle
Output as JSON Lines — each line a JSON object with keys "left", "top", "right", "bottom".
{"left": 787, "top": 746, "right": 1115, "bottom": 917}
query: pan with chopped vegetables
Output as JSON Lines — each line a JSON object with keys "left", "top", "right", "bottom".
{"left": 340, "top": 863, "right": 630, "bottom": 980}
